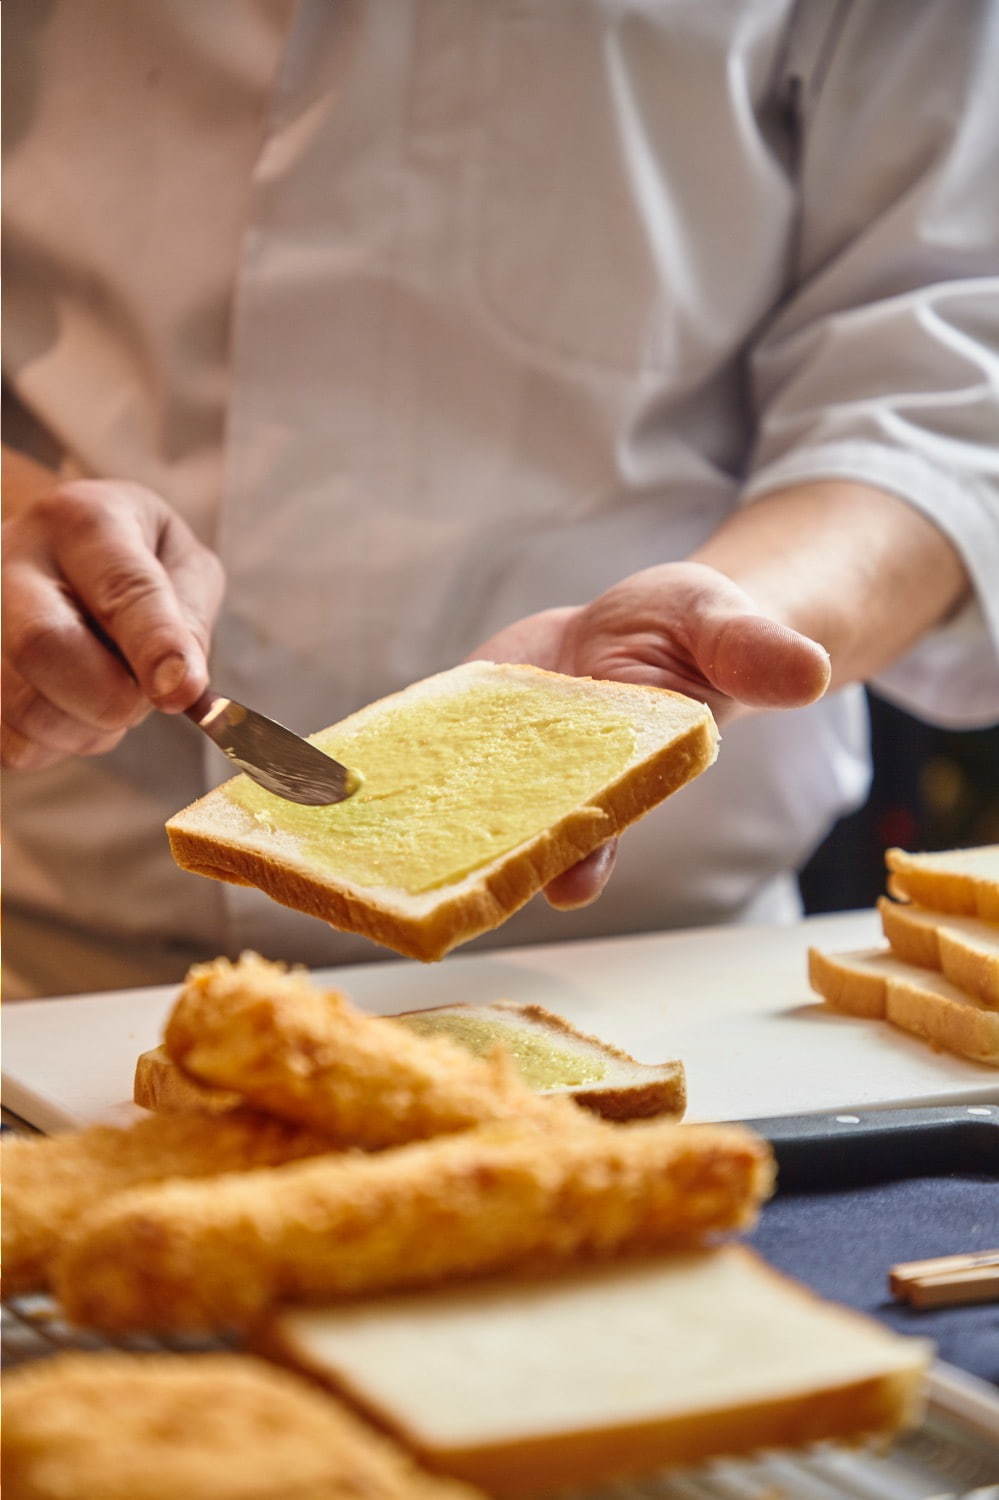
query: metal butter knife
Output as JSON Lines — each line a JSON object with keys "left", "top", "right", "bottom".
{"left": 88, "top": 621, "right": 356, "bottom": 807}
{"left": 185, "top": 688, "right": 357, "bottom": 806}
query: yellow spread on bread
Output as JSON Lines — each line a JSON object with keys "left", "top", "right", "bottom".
{"left": 226, "top": 683, "right": 635, "bottom": 894}
{"left": 398, "top": 1012, "right": 607, "bottom": 1089}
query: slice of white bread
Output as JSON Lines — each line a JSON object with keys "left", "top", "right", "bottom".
{"left": 135, "top": 1000, "right": 686, "bottom": 1121}
{"left": 395, "top": 1000, "right": 685, "bottom": 1119}
{"left": 807, "top": 946, "right": 917, "bottom": 1019}
{"left": 878, "top": 897, "right": 999, "bottom": 1008}
{"left": 166, "top": 662, "right": 718, "bottom": 962}
{"left": 264, "top": 1246, "right": 930, "bottom": 1494}
{"left": 808, "top": 945, "right": 999, "bottom": 1064}
{"left": 886, "top": 845, "right": 999, "bottom": 922}
{"left": 134, "top": 1046, "right": 243, "bottom": 1115}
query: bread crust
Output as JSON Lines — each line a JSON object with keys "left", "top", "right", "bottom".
{"left": 878, "top": 897, "right": 999, "bottom": 1008}
{"left": 167, "top": 668, "right": 718, "bottom": 962}
{"left": 346, "top": 1370, "right": 921, "bottom": 1494}
{"left": 938, "top": 930, "right": 999, "bottom": 1008}
{"left": 886, "top": 846, "right": 999, "bottom": 922}
{"left": 133, "top": 1046, "right": 243, "bottom": 1115}
{"left": 807, "top": 947, "right": 887, "bottom": 1017}
{"left": 884, "top": 976, "right": 999, "bottom": 1064}
{"left": 809, "top": 944, "right": 999, "bottom": 1066}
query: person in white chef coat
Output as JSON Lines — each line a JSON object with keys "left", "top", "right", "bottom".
{"left": 3, "top": 1, "right": 998, "bottom": 999}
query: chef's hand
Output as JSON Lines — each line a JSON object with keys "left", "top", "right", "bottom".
{"left": 469, "top": 561, "right": 831, "bottom": 909}
{"left": 2, "top": 480, "right": 225, "bottom": 771}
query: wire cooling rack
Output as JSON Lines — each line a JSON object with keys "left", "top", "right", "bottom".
{"left": 3, "top": 1294, "right": 997, "bottom": 1499}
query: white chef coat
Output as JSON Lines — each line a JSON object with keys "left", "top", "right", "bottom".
{"left": 4, "top": 0, "right": 998, "bottom": 997}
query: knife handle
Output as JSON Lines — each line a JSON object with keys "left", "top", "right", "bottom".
{"left": 744, "top": 1103, "right": 999, "bottom": 1191}
{"left": 184, "top": 687, "right": 230, "bottom": 729}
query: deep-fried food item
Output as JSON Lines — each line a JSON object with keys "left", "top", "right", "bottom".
{"left": 164, "top": 952, "right": 574, "bottom": 1144}
{"left": 2, "top": 1109, "right": 338, "bottom": 1297}
{"left": 1, "top": 1351, "right": 484, "bottom": 1500}
{"left": 55, "top": 1115, "right": 773, "bottom": 1333}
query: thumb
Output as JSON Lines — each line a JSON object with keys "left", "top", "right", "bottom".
{"left": 695, "top": 611, "right": 831, "bottom": 710}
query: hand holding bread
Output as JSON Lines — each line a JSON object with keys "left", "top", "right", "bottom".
{"left": 468, "top": 562, "right": 831, "bottom": 722}
{"left": 468, "top": 562, "right": 830, "bottom": 908}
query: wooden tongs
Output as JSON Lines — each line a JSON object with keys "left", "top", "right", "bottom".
{"left": 890, "top": 1249, "right": 999, "bottom": 1308}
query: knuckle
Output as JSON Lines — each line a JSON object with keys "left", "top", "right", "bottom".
{"left": 32, "top": 485, "right": 103, "bottom": 535}
{"left": 7, "top": 617, "right": 77, "bottom": 683}
{"left": 3, "top": 678, "right": 95, "bottom": 751}
{"left": 202, "top": 544, "right": 225, "bottom": 581}
{"left": 92, "top": 564, "right": 164, "bottom": 623}
{"left": 34, "top": 479, "right": 157, "bottom": 536}
{"left": 91, "top": 680, "right": 143, "bottom": 732}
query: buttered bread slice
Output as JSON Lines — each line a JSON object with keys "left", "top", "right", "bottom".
{"left": 167, "top": 662, "right": 717, "bottom": 961}
{"left": 135, "top": 999, "right": 686, "bottom": 1121}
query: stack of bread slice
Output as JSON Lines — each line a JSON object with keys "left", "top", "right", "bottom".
{"left": 809, "top": 845, "right": 999, "bottom": 1065}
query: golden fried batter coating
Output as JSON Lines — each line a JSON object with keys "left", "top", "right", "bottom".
{"left": 2, "top": 1109, "right": 338, "bottom": 1296}
{"left": 165, "top": 952, "right": 570, "bottom": 1145}
{"left": 55, "top": 1115, "right": 773, "bottom": 1333}
{"left": 2, "top": 1351, "right": 484, "bottom": 1500}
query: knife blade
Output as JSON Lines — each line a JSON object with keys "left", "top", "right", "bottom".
{"left": 185, "top": 688, "right": 358, "bottom": 806}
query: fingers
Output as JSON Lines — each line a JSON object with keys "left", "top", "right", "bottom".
{"left": 565, "top": 563, "right": 831, "bottom": 717}
{"left": 1, "top": 659, "right": 131, "bottom": 771}
{"left": 2, "top": 561, "right": 148, "bottom": 769}
{"left": 49, "top": 487, "right": 218, "bottom": 709}
{"left": 156, "top": 512, "right": 227, "bottom": 672}
{"left": 2, "top": 481, "right": 224, "bottom": 772}
{"left": 695, "top": 611, "right": 831, "bottom": 710}
{"left": 543, "top": 840, "right": 618, "bottom": 910}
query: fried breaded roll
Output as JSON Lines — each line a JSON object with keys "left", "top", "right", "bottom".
{"left": 55, "top": 1115, "right": 773, "bottom": 1333}
{"left": 2, "top": 1109, "right": 337, "bottom": 1296}
{"left": 164, "top": 952, "right": 568, "bottom": 1145}
{"left": 2, "top": 1351, "right": 484, "bottom": 1500}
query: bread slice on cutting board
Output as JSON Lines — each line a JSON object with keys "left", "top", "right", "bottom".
{"left": 263, "top": 1245, "right": 930, "bottom": 1494}
{"left": 166, "top": 662, "right": 718, "bottom": 962}
{"left": 878, "top": 896, "right": 999, "bottom": 1007}
{"left": 133, "top": 1046, "right": 244, "bottom": 1115}
{"left": 886, "top": 844, "right": 999, "bottom": 921}
{"left": 393, "top": 999, "right": 685, "bottom": 1119}
{"left": 808, "top": 945, "right": 999, "bottom": 1064}
{"left": 134, "top": 999, "right": 686, "bottom": 1122}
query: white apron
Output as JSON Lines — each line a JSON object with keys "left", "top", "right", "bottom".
{"left": 5, "top": 1, "right": 996, "bottom": 995}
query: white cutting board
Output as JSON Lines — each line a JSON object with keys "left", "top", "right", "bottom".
{"left": 4, "top": 909, "right": 998, "bottom": 1133}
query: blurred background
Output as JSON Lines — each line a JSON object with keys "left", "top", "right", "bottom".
{"left": 800, "top": 693, "right": 999, "bottom": 913}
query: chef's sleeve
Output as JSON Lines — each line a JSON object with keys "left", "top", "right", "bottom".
{"left": 743, "top": 0, "right": 999, "bottom": 728}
